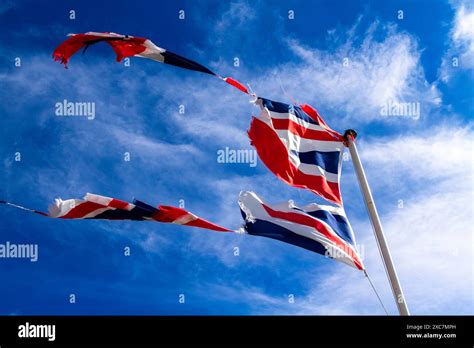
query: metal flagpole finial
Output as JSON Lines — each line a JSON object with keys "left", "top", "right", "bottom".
{"left": 343, "top": 129, "right": 358, "bottom": 147}
{"left": 344, "top": 129, "right": 358, "bottom": 140}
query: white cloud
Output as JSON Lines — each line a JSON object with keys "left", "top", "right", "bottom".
{"left": 262, "top": 23, "right": 441, "bottom": 124}
{"left": 453, "top": 5, "right": 474, "bottom": 57}
{"left": 109, "top": 126, "right": 203, "bottom": 166}
{"left": 214, "top": 1, "right": 256, "bottom": 34}
{"left": 440, "top": 3, "right": 474, "bottom": 82}
{"left": 356, "top": 125, "right": 473, "bottom": 313}
{"left": 360, "top": 125, "right": 473, "bottom": 189}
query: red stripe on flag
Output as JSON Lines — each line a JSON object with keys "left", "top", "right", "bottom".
{"left": 154, "top": 206, "right": 232, "bottom": 232}
{"left": 108, "top": 198, "right": 131, "bottom": 210}
{"left": 224, "top": 77, "right": 249, "bottom": 94}
{"left": 300, "top": 104, "right": 344, "bottom": 141}
{"left": 106, "top": 38, "right": 147, "bottom": 62}
{"left": 248, "top": 117, "right": 342, "bottom": 205}
{"left": 60, "top": 201, "right": 106, "bottom": 219}
{"left": 52, "top": 34, "right": 98, "bottom": 66}
{"left": 153, "top": 205, "right": 187, "bottom": 223}
{"left": 271, "top": 118, "right": 341, "bottom": 141}
{"left": 184, "top": 218, "right": 232, "bottom": 232}
{"left": 262, "top": 204, "right": 363, "bottom": 270}
{"left": 52, "top": 33, "right": 149, "bottom": 67}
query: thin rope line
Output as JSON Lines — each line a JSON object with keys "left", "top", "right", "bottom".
{"left": 0, "top": 201, "right": 48, "bottom": 216}
{"left": 364, "top": 269, "right": 389, "bottom": 315}
{"left": 277, "top": 75, "right": 298, "bottom": 105}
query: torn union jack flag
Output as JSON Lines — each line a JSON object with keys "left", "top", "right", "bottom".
{"left": 52, "top": 32, "right": 249, "bottom": 94}
{"left": 248, "top": 97, "right": 345, "bottom": 205}
{"left": 0, "top": 193, "right": 231, "bottom": 232}
{"left": 238, "top": 191, "right": 364, "bottom": 270}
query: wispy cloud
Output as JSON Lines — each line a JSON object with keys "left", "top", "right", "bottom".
{"left": 439, "top": 2, "right": 474, "bottom": 82}
{"left": 214, "top": 1, "right": 256, "bottom": 34}
{"left": 256, "top": 22, "right": 441, "bottom": 124}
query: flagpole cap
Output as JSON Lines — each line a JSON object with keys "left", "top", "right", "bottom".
{"left": 343, "top": 129, "right": 357, "bottom": 146}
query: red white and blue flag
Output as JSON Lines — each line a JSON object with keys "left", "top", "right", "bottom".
{"left": 1, "top": 193, "right": 231, "bottom": 232}
{"left": 52, "top": 32, "right": 249, "bottom": 94}
{"left": 239, "top": 191, "right": 364, "bottom": 270}
{"left": 46, "top": 32, "right": 368, "bottom": 269}
{"left": 248, "top": 97, "right": 345, "bottom": 205}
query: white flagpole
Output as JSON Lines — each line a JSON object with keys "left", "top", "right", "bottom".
{"left": 344, "top": 129, "right": 410, "bottom": 316}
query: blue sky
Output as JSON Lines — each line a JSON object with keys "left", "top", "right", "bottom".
{"left": 0, "top": 0, "right": 472, "bottom": 315}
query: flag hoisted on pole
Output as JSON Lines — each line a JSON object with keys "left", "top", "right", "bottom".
{"left": 22, "top": 31, "right": 411, "bottom": 315}
{"left": 343, "top": 129, "right": 410, "bottom": 316}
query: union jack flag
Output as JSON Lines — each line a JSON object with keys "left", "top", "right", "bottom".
{"left": 239, "top": 191, "right": 364, "bottom": 270}
{"left": 1, "top": 193, "right": 231, "bottom": 232}
{"left": 249, "top": 97, "right": 345, "bottom": 205}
